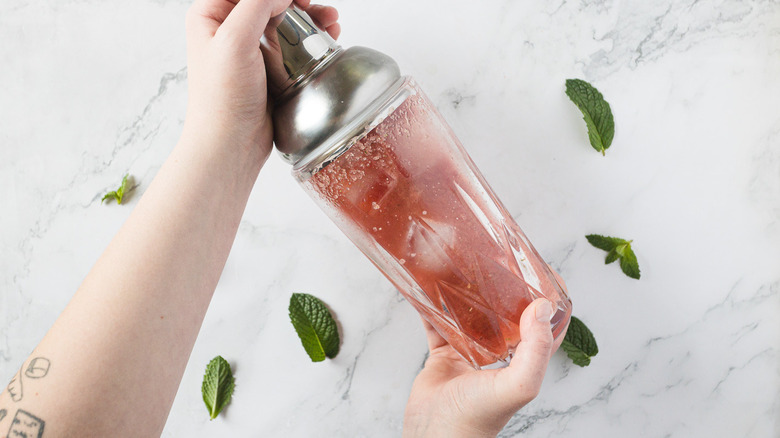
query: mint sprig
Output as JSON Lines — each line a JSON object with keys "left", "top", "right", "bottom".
{"left": 102, "top": 174, "right": 132, "bottom": 205}
{"left": 561, "top": 316, "right": 598, "bottom": 367}
{"left": 288, "top": 293, "right": 340, "bottom": 362}
{"left": 201, "top": 355, "right": 235, "bottom": 420}
{"left": 565, "top": 79, "right": 614, "bottom": 155}
{"left": 586, "top": 234, "right": 641, "bottom": 279}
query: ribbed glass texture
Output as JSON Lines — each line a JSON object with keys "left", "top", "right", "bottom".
{"left": 299, "top": 79, "right": 571, "bottom": 369}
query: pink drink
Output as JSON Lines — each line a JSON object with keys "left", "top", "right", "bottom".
{"left": 301, "top": 81, "right": 571, "bottom": 368}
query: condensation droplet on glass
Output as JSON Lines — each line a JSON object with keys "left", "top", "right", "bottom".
{"left": 422, "top": 210, "right": 427, "bottom": 215}
{"left": 372, "top": 202, "right": 380, "bottom": 210}
{"left": 399, "top": 258, "right": 406, "bottom": 265}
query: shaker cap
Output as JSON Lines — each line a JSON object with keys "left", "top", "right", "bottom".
{"left": 261, "top": 7, "right": 402, "bottom": 166}
{"left": 261, "top": 6, "right": 340, "bottom": 96}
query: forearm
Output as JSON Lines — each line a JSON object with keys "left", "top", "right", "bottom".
{"left": 0, "top": 127, "right": 269, "bottom": 436}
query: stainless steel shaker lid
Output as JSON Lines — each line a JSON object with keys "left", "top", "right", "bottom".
{"left": 261, "top": 6, "right": 402, "bottom": 166}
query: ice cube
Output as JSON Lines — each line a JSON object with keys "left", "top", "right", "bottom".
{"left": 343, "top": 167, "right": 398, "bottom": 214}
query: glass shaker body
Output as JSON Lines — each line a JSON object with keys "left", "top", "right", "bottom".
{"left": 295, "top": 78, "right": 571, "bottom": 369}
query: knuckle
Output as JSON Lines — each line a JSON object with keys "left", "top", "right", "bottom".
{"left": 213, "top": 28, "right": 244, "bottom": 53}
{"left": 185, "top": 6, "right": 201, "bottom": 25}
{"left": 184, "top": 9, "right": 205, "bottom": 35}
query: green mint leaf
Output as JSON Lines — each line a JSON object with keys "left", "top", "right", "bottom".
{"left": 102, "top": 174, "right": 132, "bottom": 205}
{"left": 614, "top": 241, "right": 630, "bottom": 257}
{"left": 561, "top": 340, "right": 592, "bottom": 367}
{"left": 201, "top": 355, "right": 235, "bottom": 420}
{"left": 587, "top": 234, "right": 641, "bottom": 279}
{"left": 116, "top": 174, "right": 129, "bottom": 204}
{"left": 561, "top": 316, "right": 598, "bottom": 367}
{"left": 585, "top": 234, "right": 626, "bottom": 252}
{"left": 565, "top": 79, "right": 615, "bottom": 155}
{"left": 619, "top": 245, "right": 641, "bottom": 279}
{"left": 289, "top": 293, "right": 340, "bottom": 362}
{"left": 101, "top": 191, "right": 119, "bottom": 204}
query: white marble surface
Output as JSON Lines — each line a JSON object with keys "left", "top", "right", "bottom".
{"left": 2, "top": 0, "right": 779, "bottom": 436}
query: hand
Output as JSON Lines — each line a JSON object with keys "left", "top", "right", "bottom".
{"left": 184, "top": 0, "right": 340, "bottom": 154}
{"left": 403, "top": 275, "right": 570, "bottom": 437}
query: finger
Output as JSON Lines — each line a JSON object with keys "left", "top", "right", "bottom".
{"left": 551, "top": 315, "right": 570, "bottom": 353}
{"left": 548, "top": 265, "right": 568, "bottom": 293}
{"left": 306, "top": 4, "right": 339, "bottom": 28}
{"left": 325, "top": 22, "right": 341, "bottom": 40}
{"left": 545, "top": 265, "right": 570, "bottom": 353}
{"left": 186, "top": 0, "right": 239, "bottom": 39}
{"left": 419, "top": 315, "right": 448, "bottom": 351}
{"left": 492, "top": 299, "right": 554, "bottom": 414}
{"left": 219, "top": 0, "right": 293, "bottom": 46}
{"left": 306, "top": 4, "right": 340, "bottom": 39}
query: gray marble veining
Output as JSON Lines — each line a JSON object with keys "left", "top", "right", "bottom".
{"left": 1, "top": 0, "right": 779, "bottom": 436}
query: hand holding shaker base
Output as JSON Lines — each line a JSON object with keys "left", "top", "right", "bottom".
{"left": 261, "top": 7, "right": 572, "bottom": 369}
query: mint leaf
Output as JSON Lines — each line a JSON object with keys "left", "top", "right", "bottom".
{"left": 288, "top": 293, "right": 340, "bottom": 362}
{"left": 102, "top": 174, "right": 132, "bottom": 205}
{"left": 604, "top": 249, "right": 620, "bottom": 264}
{"left": 201, "top": 355, "right": 235, "bottom": 420}
{"left": 585, "top": 234, "right": 626, "bottom": 252}
{"left": 101, "top": 191, "right": 118, "bottom": 204}
{"left": 586, "top": 234, "right": 641, "bottom": 279}
{"left": 619, "top": 246, "right": 641, "bottom": 279}
{"left": 565, "top": 79, "right": 615, "bottom": 155}
{"left": 561, "top": 341, "right": 591, "bottom": 367}
{"left": 561, "top": 316, "right": 598, "bottom": 367}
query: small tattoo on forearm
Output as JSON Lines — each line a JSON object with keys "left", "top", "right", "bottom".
{"left": 24, "top": 358, "right": 50, "bottom": 379}
{"left": 7, "top": 368, "right": 23, "bottom": 402}
{"left": 6, "top": 357, "right": 51, "bottom": 402}
{"left": 0, "top": 408, "right": 7, "bottom": 422}
{"left": 8, "top": 409, "right": 45, "bottom": 438}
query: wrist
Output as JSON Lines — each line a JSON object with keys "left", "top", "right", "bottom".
{"left": 181, "top": 113, "right": 272, "bottom": 160}
{"left": 404, "top": 417, "right": 499, "bottom": 438}
{"left": 176, "top": 118, "right": 272, "bottom": 190}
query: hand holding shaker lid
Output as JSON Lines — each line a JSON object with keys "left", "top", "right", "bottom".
{"left": 261, "top": 6, "right": 572, "bottom": 369}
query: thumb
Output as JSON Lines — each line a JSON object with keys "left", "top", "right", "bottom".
{"left": 492, "top": 299, "right": 555, "bottom": 416}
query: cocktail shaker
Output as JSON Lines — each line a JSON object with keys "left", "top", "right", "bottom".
{"left": 261, "top": 7, "right": 571, "bottom": 369}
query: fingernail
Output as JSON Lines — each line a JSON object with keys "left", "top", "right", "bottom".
{"left": 535, "top": 300, "right": 554, "bottom": 322}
